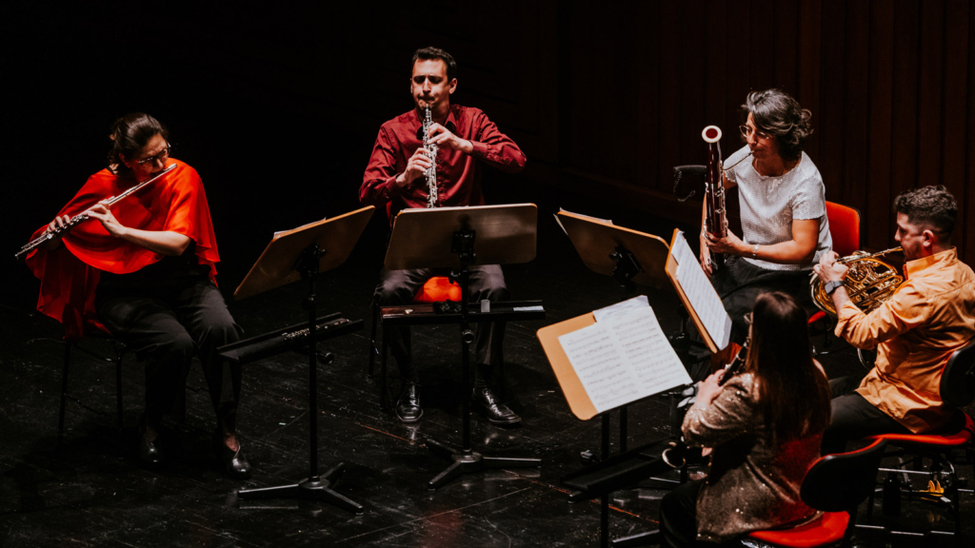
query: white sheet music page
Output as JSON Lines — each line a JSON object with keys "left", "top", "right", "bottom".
{"left": 558, "top": 303, "right": 691, "bottom": 414}
{"left": 608, "top": 308, "right": 691, "bottom": 396}
{"left": 672, "top": 231, "right": 731, "bottom": 350}
{"left": 592, "top": 295, "right": 649, "bottom": 322}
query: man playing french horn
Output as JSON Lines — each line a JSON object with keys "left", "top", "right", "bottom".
{"left": 815, "top": 185, "right": 975, "bottom": 454}
{"left": 700, "top": 89, "right": 832, "bottom": 347}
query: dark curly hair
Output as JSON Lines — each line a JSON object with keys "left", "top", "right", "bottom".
{"left": 412, "top": 46, "right": 457, "bottom": 81}
{"left": 893, "top": 185, "right": 958, "bottom": 240}
{"left": 741, "top": 89, "right": 813, "bottom": 162}
{"left": 107, "top": 113, "right": 169, "bottom": 176}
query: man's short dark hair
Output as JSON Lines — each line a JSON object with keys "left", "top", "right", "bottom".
{"left": 412, "top": 47, "right": 456, "bottom": 81}
{"left": 894, "top": 185, "right": 958, "bottom": 239}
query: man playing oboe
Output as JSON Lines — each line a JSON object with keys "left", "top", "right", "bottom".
{"left": 360, "top": 47, "right": 527, "bottom": 426}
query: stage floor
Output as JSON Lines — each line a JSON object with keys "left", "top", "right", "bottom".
{"left": 2, "top": 194, "right": 972, "bottom": 548}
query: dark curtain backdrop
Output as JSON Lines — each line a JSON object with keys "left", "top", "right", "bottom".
{"left": 3, "top": 0, "right": 974, "bottom": 308}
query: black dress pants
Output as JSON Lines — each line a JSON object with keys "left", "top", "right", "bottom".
{"left": 708, "top": 255, "right": 812, "bottom": 345}
{"left": 375, "top": 264, "right": 507, "bottom": 386}
{"left": 659, "top": 479, "right": 739, "bottom": 547}
{"left": 95, "top": 276, "right": 242, "bottom": 429}
{"left": 821, "top": 373, "right": 912, "bottom": 454}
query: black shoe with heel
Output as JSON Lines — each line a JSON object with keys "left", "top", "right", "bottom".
{"left": 395, "top": 382, "right": 423, "bottom": 423}
{"left": 213, "top": 430, "right": 252, "bottom": 479}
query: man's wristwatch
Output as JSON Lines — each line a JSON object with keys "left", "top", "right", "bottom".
{"left": 824, "top": 280, "right": 844, "bottom": 295}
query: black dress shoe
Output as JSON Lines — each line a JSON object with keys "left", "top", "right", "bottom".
{"left": 214, "top": 433, "right": 252, "bottom": 479}
{"left": 472, "top": 387, "right": 521, "bottom": 426}
{"left": 138, "top": 434, "right": 164, "bottom": 466}
{"left": 395, "top": 382, "right": 423, "bottom": 423}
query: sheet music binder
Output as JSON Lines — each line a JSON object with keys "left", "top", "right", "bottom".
{"left": 536, "top": 303, "right": 691, "bottom": 421}
{"left": 663, "top": 228, "right": 731, "bottom": 354}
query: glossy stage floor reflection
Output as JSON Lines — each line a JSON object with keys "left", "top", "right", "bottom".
{"left": 1, "top": 199, "right": 972, "bottom": 547}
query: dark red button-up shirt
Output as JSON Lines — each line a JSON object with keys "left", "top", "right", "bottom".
{"left": 360, "top": 104, "right": 526, "bottom": 223}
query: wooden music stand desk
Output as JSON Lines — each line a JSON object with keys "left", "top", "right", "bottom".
{"left": 383, "top": 203, "right": 544, "bottom": 490}
{"left": 224, "top": 205, "right": 374, "bottom": 514}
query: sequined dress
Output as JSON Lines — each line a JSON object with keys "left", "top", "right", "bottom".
{"left": 682, "top": 372, "right": 822, "bottom": 543}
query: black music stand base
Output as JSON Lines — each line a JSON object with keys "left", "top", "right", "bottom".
{"left": 238, "top": 462, "right": 363, "bottom": 515}
{"left": 425, "top": 438, "right": 542, "bottom": 491}
{"left": 611, "top": 530, "right": 660, "bottom": 547}
{"left": 234, "top": 244, "right": 364, "bottom": 514}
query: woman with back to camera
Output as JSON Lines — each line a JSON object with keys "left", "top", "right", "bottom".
{"left": 659, "top": 291, "right": 832, "bottom": 546}
{"left": 25, "top": 112, "right": 250, "bottom": 478}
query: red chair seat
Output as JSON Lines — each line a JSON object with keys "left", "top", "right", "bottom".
{"left": 414, "top": 276, "right": 462, "bottom": 303}
{"left": 807, "top": 310, "right": 826, "bottom": 326}
{"left": 747, "top": 511, "right": 849, "bottom": 547}
{"left": 867, "top": 414, "right": 974, "bottom": 447}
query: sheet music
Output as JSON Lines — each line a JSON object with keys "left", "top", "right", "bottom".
{"left": 558, "top": 307, "right": 691, "bottom": 414}
{"left": 558, "top": 208, "right": 613, "bottom": 224}
{"left": 609, "top": 308, "right": 692, "bottom": 396}
{"left": 670, "top": 229, "right": 697, "bottom": 267}
{"left": 592, "top": 295, "right": 649, "bottom": 322}
{"left": 273, "top": 217, "right": 326, "bottom": 239}
{"left": 554, "top": 213, "right": 568, "bottom": 235}
{"left": 672, "top": 231, "right": 731, "bottom": 350}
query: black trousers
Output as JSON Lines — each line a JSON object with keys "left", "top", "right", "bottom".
{"left": 821, "top": 373, "right": 912, "bottom": 454}
{"left": 659, "top": 479, "right": 739, "bottom": 547}
{"left": 375, "top": 264, "right": 507, "bottom": 386}
{"left": 95, "top": 276, "right": 242, "bottom": 429}
{"left": 708, "top": 255, "right": 813, "bottom": 345}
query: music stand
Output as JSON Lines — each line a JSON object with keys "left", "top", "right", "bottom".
{"left": 537, "top": 303, "right": 691, "bottom": 548}
{"left": 557, "top": 210, "right": 673, "bottom": 453}
{"left": 384, "top": 203, "right": 543, "bottom": 490}
{"left": 229, "top": 205, "right": 373, "bottom": 514}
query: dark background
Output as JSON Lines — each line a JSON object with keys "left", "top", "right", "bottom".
{"left": 4, "top": 0, "right": 975, "bottom": 310}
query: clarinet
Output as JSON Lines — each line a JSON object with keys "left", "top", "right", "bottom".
{"left": 661, "top": 338, "right": 750, "bottom": 469}
{"left": 422, "top": 105, "right": 438, "bottom": 208}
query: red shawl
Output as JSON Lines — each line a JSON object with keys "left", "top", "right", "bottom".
{"left": 25, "top": 159, "right": 219, "bottom": 339}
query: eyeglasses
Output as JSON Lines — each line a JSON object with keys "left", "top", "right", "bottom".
{"left": 744, "top": 312, "right": 753, "bottom": 326}
{"left": 136, "top": 143, "right": 172, "bottom": 166}
{"left": 739, "top": 125, "right": 773, "bottom": 141}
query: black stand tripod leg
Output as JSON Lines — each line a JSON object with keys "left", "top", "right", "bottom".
{"left": 237, "top": 244, "right": 365, "bottom": 515}
{"left": 425, "top": 258, "right": 542, "bottom": 491}
{"left": 237, "top": 463, "right": 364, "bottom": 515}
{"left": 425, "top": 439, "right": 542, "bottom": 490}
{"left": 610, "top": 530, "right": 661, "bottom": 547}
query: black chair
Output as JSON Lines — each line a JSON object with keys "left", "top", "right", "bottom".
{"left": 865, "top": 339, "right": 975, "bottom": 539}
{"left": 58, "top": 322, "right": 188, "bottom": 446}
{"left": 57, "top": 324, "right": 127, "bottom": 445}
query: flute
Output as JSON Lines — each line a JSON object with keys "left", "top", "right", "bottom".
{"left": 15, "top": 163, "right": 176, "bottom": 260}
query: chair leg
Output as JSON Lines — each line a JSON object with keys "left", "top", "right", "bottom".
{"left": 58, "top": 342, "right": 71, "bottom": 446}
{"left": 368, "top": 303, "right": 379, "bottom": 378}
{"left": 380, "top": 331, "right": 390, "bottom": 411}
{"left": 498, "top": 359, "right": 506, "bottom": 401}
{"left": 115, "top": 344, "right": 124, "bottom": 434}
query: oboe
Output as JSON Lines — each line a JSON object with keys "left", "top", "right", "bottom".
{"left": 422, "top": 105, "right": 438, "bottom": 208}
{"left": 15, "top": 163, "right": 177, "bottom": 260}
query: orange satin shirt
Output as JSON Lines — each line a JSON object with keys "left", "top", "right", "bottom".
{"left": 835, "top": 247, "right": 975, "bottom": 433}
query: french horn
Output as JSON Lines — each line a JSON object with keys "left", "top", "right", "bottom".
{"left": 810, "top": 247, "right": 904, "bottom": 318}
